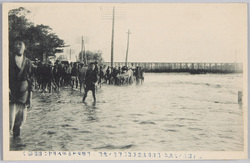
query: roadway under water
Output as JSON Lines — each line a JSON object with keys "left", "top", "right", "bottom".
{"left": 10, "top": 73, "right": 244, "bottom": 151}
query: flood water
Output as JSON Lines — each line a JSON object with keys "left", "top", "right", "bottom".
{"left": 10, "top": 73, "right": 244, "bottom": 151}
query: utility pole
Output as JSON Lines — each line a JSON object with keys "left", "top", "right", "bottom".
{"left": 125, "top": 29, "right": 131, "bottom": 67}
{"left": 81, "top": 36, "right": 84, "bottom": 63}
{"left": 111, "top": 6, "right": 115, "bottom": 67}
{"left": 83, "top": 39, "right": 87, "bottom": 65}
{"left": 80, "top": 36, "right": 88, "bottom": 65}
{"left": 101, "top": 6, "right": 126, "bottom": 67}
{"left": 69, "top": 49, "right": 71, "bottom": 61}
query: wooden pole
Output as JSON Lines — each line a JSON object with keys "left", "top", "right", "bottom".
{"left": 81, "top": 36, "right": 84, "bottom": 63}
{"left": 70, "top": 49, "right": 71, "bottom": 61}
{"left": 83, "top": 40, "right": 87, "bottom": 65}
{"left": 111, "top": 7, "right": 115, "bottom": 68}
{"left": 125, "top": 29, "right": 131, "bottom": 67}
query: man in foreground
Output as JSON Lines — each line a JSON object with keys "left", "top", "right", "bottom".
{"left": 9, "top": 40, "right": 34, "bottom": 138}
{"left": 82, "top": 62, "right": 98, "bottom": 104}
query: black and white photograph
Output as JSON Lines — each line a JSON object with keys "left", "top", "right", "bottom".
{"left": 2, "top": 2, "right": 248, "bottom": 160}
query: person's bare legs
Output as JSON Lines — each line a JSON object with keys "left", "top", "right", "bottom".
{"left": 92, "top": 89, "right": 96, "bottom": 104}
{"left": 12, "top": 103, "right": 27, "bottom": 138}
{"left": 9, "top": 103, "right": 16, "bottom": 132}
{"left": 82, "top": 89, "right": 88, "bottom": 102}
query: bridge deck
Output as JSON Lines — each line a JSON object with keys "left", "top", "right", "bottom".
{"left": 103, "top": 62, "right": 243, "bottom": 73}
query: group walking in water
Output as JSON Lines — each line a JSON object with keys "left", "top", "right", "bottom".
{"left": 9, "top": 40, "right": 145, "bottom": 138}
{"left": 32, "top": 59, "right": 145, "bottom": 95}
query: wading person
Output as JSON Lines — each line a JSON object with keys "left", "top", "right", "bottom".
{"left": 135, "top": 66, "right": 141, "bottom": 85}
{"left": 139, "top": 67, "right": 144, "bottom": 84}
{"left": 78, "top": 63, "right": 87, "bottom": 93}
{"left": 98, "top": 66, "right": 104, "bottom": 88}
{"left": 46, "top": 62, "right": 53, "bottom": 93}
{"left": 53, "top": 60, "right": 63, "bottom": 91}
{"left": 71, "top": 62, "right": 78, "bottom": 89}
{"left": 82, "top": 62, "right": 98, "bottom": 104}
{"left": 106, "top": 66, "right": 111, "bottom": 84}
{"left": 66, "top": 63, "right": 72, "bottom": 86}
{"left": 9, "top": 41, "right": 34, "bottom": 138}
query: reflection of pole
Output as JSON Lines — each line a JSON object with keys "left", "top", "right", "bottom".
{"left": 125, "top": 29, "right": 131, "bottom": 67}
{"left": 111, "top": 7, "right": 115, "bottom": 67}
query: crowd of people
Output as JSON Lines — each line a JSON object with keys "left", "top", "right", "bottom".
{"left": 31, "top": 60, "right": 145, "bottom": 94}
{"left": 9, "top": 40, "right": 145, "bottom": 138}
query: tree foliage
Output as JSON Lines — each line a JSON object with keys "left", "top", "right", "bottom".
{"left": 78, "top": 50, "right": 104, "bottom": 64}
{"left": 9, "top": 7, "right": 66, "bottom": 61}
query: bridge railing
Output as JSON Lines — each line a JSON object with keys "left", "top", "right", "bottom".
{"left": 102, "top": 62, "right": 243, "bottom": 73}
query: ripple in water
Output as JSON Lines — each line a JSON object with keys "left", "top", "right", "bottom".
{"left": 10, "top": 73, "right": 244, "bottom": 151}
{"left": 93, "top": 144, "right": 135, "bottom": 150}
{"left": 139, "top": 121, "right": 156, "bottom": 125}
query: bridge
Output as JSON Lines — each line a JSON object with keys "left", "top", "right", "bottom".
{"left": 103, "top": 62, "right": 243, "bottom": 73}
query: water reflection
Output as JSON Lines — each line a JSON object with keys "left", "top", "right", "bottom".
{"left": 10, "top": 137, "right": 26, "bottom": 150}
{"left": 84, "top": 104, "right": 98, "bottom": 123}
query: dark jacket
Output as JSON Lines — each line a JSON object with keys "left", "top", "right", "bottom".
{"left": 71, "top": 66, "right": 78, "bottom": 76}
{"left": 85, "top": 69, "right": 98, "bottom": 88}
{"left": 9, "top": 55, "right": 34, "bottom": 104}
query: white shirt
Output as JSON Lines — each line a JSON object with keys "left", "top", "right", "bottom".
{"left": 15, "top": 55, "right": 23, "bottom": 69}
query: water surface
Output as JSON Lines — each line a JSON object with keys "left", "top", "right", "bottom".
{"left": 10, "top": 73, "right": 244, "bottom": 151}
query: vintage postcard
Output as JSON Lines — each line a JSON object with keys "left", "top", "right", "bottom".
{"left": 2, "top": 2, "right": 248, "bottom": 160}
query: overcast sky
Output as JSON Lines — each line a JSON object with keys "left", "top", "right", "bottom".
{"left": 6, "top": 3, "right": 247, "bottom": 63}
